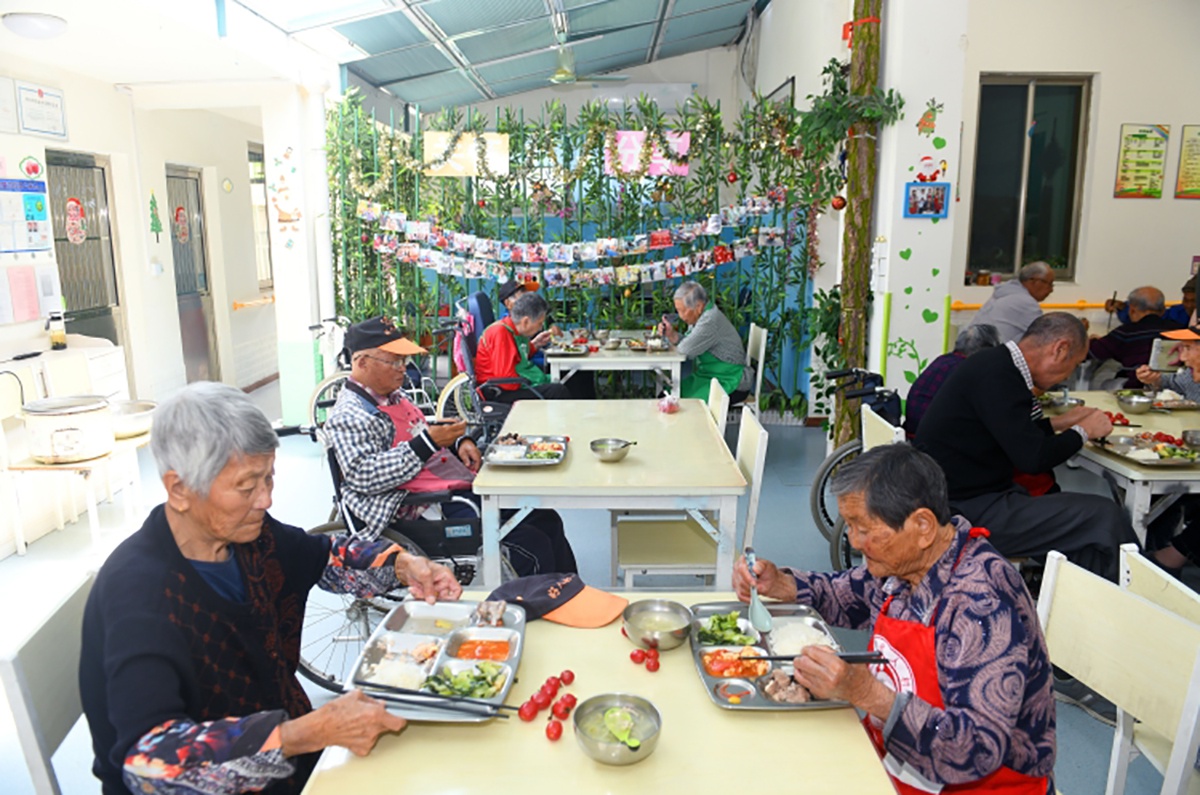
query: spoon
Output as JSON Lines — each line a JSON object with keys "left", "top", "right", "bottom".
{"left": 744, "top": 547, "right": 774, "bottom": 634}
{"left": 603, "top": 707, "right": 640, "bottom": 750}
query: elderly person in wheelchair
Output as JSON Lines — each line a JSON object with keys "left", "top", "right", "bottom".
{"left": 80, "top": 382, "right": 461, "bottom": 795}
{"left": 325, "top": 316, "right": 578, "bottom": 579}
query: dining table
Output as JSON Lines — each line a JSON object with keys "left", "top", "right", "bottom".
{"left": 472, "top": 399, "right": 746, "bottom": 588}
{"left": 1068, "top": 390, "right": 1200, "bottom": 544}
{"left": 546, "top": 331, "right": 685, "bottom": 395}
{"left": 300, "top": 590, "right": 895, "bottom": 795}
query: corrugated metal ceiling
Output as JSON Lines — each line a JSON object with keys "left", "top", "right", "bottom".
{"left": 237, "top": 0, "right": 759, "bottom": 112}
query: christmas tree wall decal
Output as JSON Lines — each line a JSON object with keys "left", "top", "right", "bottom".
{"left": 149, "top": 191, "right": 163, "bottom": 242}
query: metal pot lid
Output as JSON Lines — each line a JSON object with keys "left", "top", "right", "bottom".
{"left": 23, "top": 395, "right": 111, "bottom": 414}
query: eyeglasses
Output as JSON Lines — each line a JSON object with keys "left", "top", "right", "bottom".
{"left": 360, "top": 354, "right": 407, "bottom": 370}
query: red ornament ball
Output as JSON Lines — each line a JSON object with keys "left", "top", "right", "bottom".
{"left": 477, "top": 199, "right": 487, "bottom": 208}
{"left": 360, "top": 233, "right": 369, "bottom": 243}
{"left": 831, "top": 196, "right": 847, "bottom": 211}
{"left": 726, "top": 172, "right": 738, "bottom": 185}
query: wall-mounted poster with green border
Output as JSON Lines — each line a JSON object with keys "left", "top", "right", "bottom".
{"left": 1114, "top": 123, "right": 1169, "bottom": 199}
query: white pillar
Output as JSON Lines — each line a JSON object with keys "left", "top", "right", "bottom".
{"left": 869, "top": 0, "right": 968, "bottom": 392}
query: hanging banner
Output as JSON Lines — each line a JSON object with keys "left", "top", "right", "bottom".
{"left": 605, "top": 131, "right": 690, "bottom": 177}
{"left": 422, "top": 132, "right": 510, "bottom": 178}
{"left": 1175, "top": 125, "right": 1200, "bottom": 199}
{"left": 65, "top": 196, "right": 86, "bottom": 245}
{"left": 1114, "top": 123, "right": 1169, "bottom": 199}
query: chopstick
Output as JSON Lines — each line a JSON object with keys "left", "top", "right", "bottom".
{"left": 741, "top": 652, "right": 888, "bottom": 665}
{"left": 371, "top": 692, "right": 508, "bottom": 718}
{"left": 353, "top": 679, "right": 520, "bottom": 712}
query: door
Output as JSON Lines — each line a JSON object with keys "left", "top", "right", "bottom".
{"left": 46, "top": 151, "right": 123, "bottom": 345}
{"left": 166, "top": 166, "right": 220, "bottom": 382}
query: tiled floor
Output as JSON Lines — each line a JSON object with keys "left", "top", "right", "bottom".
{"left": 0, "top": 383, "right": 1175, "bottom": 792}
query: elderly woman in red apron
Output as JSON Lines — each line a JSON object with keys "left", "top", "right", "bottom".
{"left": 734, "top": 445, "right": 1055, "bottom": 794}
{"left": 658, "top": 281, "right": 750, "bottom": 402}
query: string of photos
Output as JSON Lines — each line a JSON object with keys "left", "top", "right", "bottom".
{"left": 327, "top": 80, "right": 855, "bottom": 415}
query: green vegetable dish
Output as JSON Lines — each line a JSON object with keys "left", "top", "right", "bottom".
{"left": 423, "top": 661, "right": 508, "bottom": 698}
{"left": 697, "top": 611, "right": 757, "bottom": 645}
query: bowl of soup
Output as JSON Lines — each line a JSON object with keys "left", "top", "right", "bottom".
{"left": 622, "top": 599, "right": 693, "bottom": 651}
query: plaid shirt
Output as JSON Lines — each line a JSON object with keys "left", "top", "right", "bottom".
{"left": 903, "top": 352, "right": 965, "bottom": 437}
{"left": 1008, "top": 340, "right": 1087, "bottom": 442}
{"left": 324, "top": 379, "right": 440, "bottom": 538}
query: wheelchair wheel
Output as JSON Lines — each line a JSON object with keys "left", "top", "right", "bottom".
{"left": 829, "top": 518, "right": 863, "bottom": 571}
{"left": 298, "top": 521, "right": 426, "bottom": 693}
{"left": 309, "top": 373, "right": 348, "bottom": 428}
{"left": 810, "top": 440, "right": 862, "bottom": 542}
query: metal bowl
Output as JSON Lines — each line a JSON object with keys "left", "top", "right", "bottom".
{"left": 1116, "top": 393, "right": 1154, "bottom": 415}
{"left": 622, "top": 599, "right": 693, "bottom": 651}
{"left": 573, "top": 693, "right": 661, "bottom": 765}
{"left": 590, "top": 438, "right": 631, "bottom": 462}
{"left": 110, "top": 399, "right": 156, "bottom": 438}
{"left": 1183, "top": 430, "right": 1200, "bottom": 449}
{"left": 604, "top": 339, "right": 621, "bottom": 350}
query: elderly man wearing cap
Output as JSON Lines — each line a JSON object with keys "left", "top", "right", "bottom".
{"left": 324, "top": 316, "right": 578, "bottom": 576}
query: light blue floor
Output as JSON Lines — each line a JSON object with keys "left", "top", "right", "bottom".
{"left": 0, "top": 386, "right": 1175, "bottom": 793}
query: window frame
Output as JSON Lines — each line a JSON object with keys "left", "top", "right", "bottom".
{"left": 968, "top": 74, "right": 1092, "bottom": 282}
{"left": 247, "top": 142, "right": 274, "bottom": 291}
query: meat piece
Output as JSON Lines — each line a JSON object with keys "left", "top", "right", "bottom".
{"left": 763, "top": 669, "right": 811, "bottom": 703}
{"left": 474, "top": 600, "right": 507, "bottom": 626}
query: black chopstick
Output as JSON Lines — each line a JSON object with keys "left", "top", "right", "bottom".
{"left": 741, "top": 652, "right": 888, "bottom": 664}
{"left": 372, "top": 692, "right": 508, "bottom": 718}
{"left": 352, "top": 679, "right": 520, "bottom": 711}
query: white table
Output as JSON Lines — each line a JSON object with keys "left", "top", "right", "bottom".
{"left": 546, "top": 338, "right": 685, "bottom": 395}
{"left": 1069, "top": 391, "right": 1200, "bottom": 544}
{"left": 301, "top": 591, "right": 894, "bottom": 795}
{"left": 472, "top": 400, "right": 746, "bottom": 588}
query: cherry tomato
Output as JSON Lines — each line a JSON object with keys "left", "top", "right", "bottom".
{"left": 546, "top": 676, "right": 562, "bottom": 691}
{"left": 552, "top": 701, "right": 570, "bottom": 720}
{"left": 546, "top": 718, "right": 564, "bottom": 741}
{"left": 645, "top": 648, "right": 660, "bottom": 661}
{"left": 518, "top": 701, "right": 537, "bottom": 722}
{"left": 533, "top": 690, "right": 552, "bottom": 710}
{"left": 630, "top": 649, "right": 647, "bottom": 664}
{"left": 560, "top": 669, "right": 575, "bottom": 685}
{"left": 646, "top": 658, "right": 661, "bottom": 673}
{"left": 562, "top": 693, "right": 578, "bottom": 707}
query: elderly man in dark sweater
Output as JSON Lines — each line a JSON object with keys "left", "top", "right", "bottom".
{"left": 1089, "top": 286, "right": 1180, "bottom": 387}
{"left": 915, "top": 313, "right": 1137, "bottom": 581}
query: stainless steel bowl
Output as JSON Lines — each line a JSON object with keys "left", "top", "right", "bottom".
{"left": 1183, "top": 430, "right": 1200, "bottom": 449}
{"left": 573, "top": 693, "right": 661, "bottom": 765}
{"left": 622, "top": 599, "right": 693, "bottom": 651}
{"left": 604, "top": 339, "right": 621, "bottom": 350}
{"left": 110, "top": 399, "right": 156, "bottom": 438}
{"left": 1116, "top": 393, "right": 1154, "bottom": 414}
{"left": 590, "top": 438, "right": 631, "bottom": 462}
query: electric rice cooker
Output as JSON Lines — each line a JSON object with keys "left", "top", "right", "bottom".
{"left": 22, "top": 396, "right": 115, "bottom": 463}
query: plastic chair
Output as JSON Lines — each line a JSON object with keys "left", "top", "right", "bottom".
{"left": 734, "top": 322, "right": 767, "bottom": 414}
{"left": 40, "top": 351, "right": 93, "bottom": 397}
{"left": 707, "top": 376, "right": 730, "bottom": 440}
{"left": 1037, "top": 550, "right": 1200, "bottom": 795}
{"left": 1111, "top": 544, "right": 1200, "bottom": 794}
{"left": 0, "top": 573, "right": 94, "bottom": 795}
{"left": 613, "top": 409, "right": 768, "bottom": 587}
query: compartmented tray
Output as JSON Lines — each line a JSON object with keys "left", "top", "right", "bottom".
{"left": 1090, "top": 435, "right": 1200, "bottom": 467}
{"left": 483, "top": 435, "right": 568, "bottom": 467}
{"left": 546, "top": 345, "right": 589, "bottom": 356}
{"left": 351, "top": 600, "right": 526, "bottom": 722}
{"left": 689, "top": 601, "right": 850, "bottom": 712}
{"left": 1154, "top": 400, "right": 1200, "bottom": 410}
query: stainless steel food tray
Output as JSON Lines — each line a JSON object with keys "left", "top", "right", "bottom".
{"left": 546, "top": 347, "right": 588, "bottom": 356}
{"left": 1155, "top": 400, "right": 1200, "bottom": 410}
{"left": 689, "top": 601, "right": 850, "bottom": 712}
{"left": 351, "top": 600, "right": 526, "bottom": 722}
{"left": 1091, "top": 435, "right": 1200, "bottom": 467}
{"left": 483, "top": 435, "right": 568, "bottom": 467}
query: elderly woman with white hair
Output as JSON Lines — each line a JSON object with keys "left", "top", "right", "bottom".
{"left": 658, "top": 280, "right": 751, "bottom": 400}
{"left": 80, "top": 382, "right": 461, "bottom": 795}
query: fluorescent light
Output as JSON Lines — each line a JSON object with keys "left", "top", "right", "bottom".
{"left": 2, "top": 12, "right": 68, "bottom": 39}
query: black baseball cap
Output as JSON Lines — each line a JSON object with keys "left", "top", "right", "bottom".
{"left": 487, "top": 573, "right": 628, "bottom": 628}
{"left": 344, "top": 316, "right": 426, "bottom": 356}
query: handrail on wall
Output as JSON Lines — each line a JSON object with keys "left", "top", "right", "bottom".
{"left": 951, "top": 299, "right": 1183, "bottom": 312}
{"left": 233, "top": 295, "right": 275, "bottom": 311}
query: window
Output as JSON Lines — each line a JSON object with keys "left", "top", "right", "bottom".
{"left": 248, "top": 144, "right": 274, "bottom": 289}
{"left": 966, "top": 76, "right": 1090, "bottom": 284}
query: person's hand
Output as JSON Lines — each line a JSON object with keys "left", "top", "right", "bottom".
{"left": 395, "top": 551, "right": 462, "bottom": 603}
{"left": 531, "top": 330, "right": 553, "bottom": 350}
{"left": 1105, "top": 298, "right": 1126, "bottom": 314}
{"left": 733, "top": 554, "right": 798, "bottom": 603}
{"left": 279, "top": 690, "right": 405, "bottom": 758}
{"left": 1136, "top": 365, "right": 1162, "bottom": 388}
{"left": 427, "top": 419, "right": 466, "bottom": 448}
{"left": 1080, "top": 316, "right": 1090, "bottom": 332}
{"left": 1076, "top": 410, "right": 1114, "bottom": 440}
{"left": 1051, "top": 405, "right": 1095, "bottom": 429}
{"left": 458, "top": 438, "right": 481, "bottom": 472}
{"left": 793, "top": 646, "right": 894, "bottom": 719}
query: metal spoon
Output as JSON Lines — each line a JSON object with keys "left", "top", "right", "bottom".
{"left": 744, "top": 547, "right": 774, "bottom": 634}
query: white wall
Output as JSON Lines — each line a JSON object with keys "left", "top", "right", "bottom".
{"left": 954, "top": 0, "right": 1200, "bottom": 316}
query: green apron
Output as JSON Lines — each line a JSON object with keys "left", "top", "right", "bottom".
{"left": 503, "top": 324, "right": 550, "bottom": 386}
{"left": 679, "top": 350, "right": 745, "bottom": 399}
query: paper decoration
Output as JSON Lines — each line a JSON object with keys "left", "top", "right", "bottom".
{"left": 173, "top": 206, "right": 189, "bottom": 244}
{"left": 0, "top": 178, "right": 52, "bottom": 253}
{"left": 149, "top": 191, "right": 163, "bottom": 241}
{"left": 357, "top": 199, "right": 382, "bottom": 222}
{"left": 604, "top": 131, "right": 690, "bottom": 177}
{"left": 422, "top": 132, "right": 510, "bottom": 178}
{"left": 35, "top": 263, "right": 62, "bottom": 315}
{"left": 65, "top": 196, "right": 86, "bottom": 244}
{"left": 7, "top": 265, "right": 39, "bottom": 322}
{"left": 1114, "top": 124, "right": 1169, "bottom": 199}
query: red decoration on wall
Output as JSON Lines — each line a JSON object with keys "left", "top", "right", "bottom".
{"left": 842, "top": 16, "right": 880, "bottom": 48}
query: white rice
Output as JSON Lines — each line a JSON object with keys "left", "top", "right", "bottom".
{"left": 367, "top": 658, "right": 427, "bottom": 689}
{"left": 770, "top": 621, "right": 835, "bottom": 656}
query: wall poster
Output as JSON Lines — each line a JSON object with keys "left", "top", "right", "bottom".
{"left": 1175, "top": 125, "right": 1200, "bottom": 199}
{"left": 1114, "top": 123, "right": 1169, "bottom": 199}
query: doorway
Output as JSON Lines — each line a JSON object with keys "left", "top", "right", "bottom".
{"left": 166, "top": 166, "right": 220, "bottom": 382}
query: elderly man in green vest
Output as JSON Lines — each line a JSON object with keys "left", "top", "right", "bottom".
{"left": 659, "top": 281, "right": 750, "bottom": 401}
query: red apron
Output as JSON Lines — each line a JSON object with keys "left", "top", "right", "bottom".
{"left": 864, "top": 528, "right": 1048, "bottom": 794}
{"left": 378, "top": 399, "right": 475, "bottom": 494}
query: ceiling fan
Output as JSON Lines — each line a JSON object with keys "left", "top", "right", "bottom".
{"left": 548, "top": 38, "right": 628, "bottom": 85}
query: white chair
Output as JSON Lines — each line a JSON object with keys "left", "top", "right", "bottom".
{"left": 0, "top": 573, "right": 95, "bottom": 795}
{"left": 707, "top": 377, "right": 730, "bottom": 440}
{"left": 1112, "top": 544, "right": 1200, "bottom": 794}
{"left": 736, "top": 322, "right": 767, "bottom": 415}
{"left": 614, "top": 409, "right": 768, "bottom": 587}
{"left": 1037, "top": 550, "right": 1200, "bottom": 795}
{"left": 1, "top": 365, "right": 42, "bottom": 554}
{"left": 41, "top": 351, "right": 94, "bottom": 397}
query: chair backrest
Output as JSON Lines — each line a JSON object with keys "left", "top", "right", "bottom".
{"left": 0, "top": 573, "right": 94, "bottom": 795}
{"left": 42, "top": 352, "right": 93, "bottom": 396}
{"left": 1037, "top": 550, "right": 1200, "bottom": 790}
{"left": 706, "top": 377, "right": 729, "bottom": 438}
{"left": 1120, "top": 543, "right": 1200, "bottom": 625}
{"left": 1, "top": 365, "right": 39, "bottom": 420}
{"left": 735, "top": 409, "right": 770, "bottom": 549}
{"left": 744, "top": 323, "right": 767, "bottom": 413}
{"left": 468, "top": 291, "right": 495, "bottom": 353}
{"left": 862, "top": 404, "right": 905, "bottom": 451}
